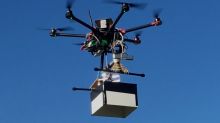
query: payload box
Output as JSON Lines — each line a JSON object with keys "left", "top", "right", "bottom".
{"left": 90, "top": 81, "right": 138, "bottom": 118}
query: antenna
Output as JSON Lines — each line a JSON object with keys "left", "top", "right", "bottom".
{"left": 89, "top": 10, "right": 94, "bottom": 27}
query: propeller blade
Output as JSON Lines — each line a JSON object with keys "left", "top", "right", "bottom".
{"left": 66, "top": 0, "right": 75, "bottom": 9}
{"left": 38, "top": 27, "right": 74, "bottom": 32}
{"left": 104, "top": 0, "right": 147, "bottom": 9}
{"left": 135, "top": 31, "right": 142, "bottom": 37}
{"left": 127, "top": 2, "right": 147, "bottom": 9}
{"left": 56, "top": 26, "right": 74, "bottom": 31}
{"left": 37, "top": 28, "right": 51, "bottom": 31}
{"left": 104, "top": 0, "right": 123, "bottom": 4}
{"left": 153, "top": 8, "right": 162, "bottom": 19}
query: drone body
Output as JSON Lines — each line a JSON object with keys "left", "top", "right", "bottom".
{"left": 50, "top": 1, "right": 161, "bottom": 61}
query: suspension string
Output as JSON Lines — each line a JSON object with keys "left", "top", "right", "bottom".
{"left": 105, "top": 55, "right": 108, "bottom": 67}
{"left": 96, "top": 71, "right": 100, "bottom": 79}
{"left": 117, "top": 32, "right": 124, "bottom": 58}
{"left": 112, "top": 30, "right": 116, "bottom": 50}
{"left": 92, "top": 34, "right": 100, "bottom": 44}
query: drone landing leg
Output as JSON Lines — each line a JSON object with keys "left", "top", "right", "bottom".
{"left": 94, "top": 67, "right": 145, "bottom": 77}
{"left": 72, "top": 87, "right": 92, "bottom": 91}
{"left": 100, "top": 53, "right": 105, "bottom": 69}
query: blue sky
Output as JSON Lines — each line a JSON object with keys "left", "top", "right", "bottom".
{"left": 0, "top": 0, "right": 220, "bottom": 123}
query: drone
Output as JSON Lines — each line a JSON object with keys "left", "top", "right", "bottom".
{"left": 45, "top": 0, "right": 163, "bottom": 118}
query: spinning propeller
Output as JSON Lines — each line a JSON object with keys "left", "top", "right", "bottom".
{"left": 66, "top": 0, "right": 75, "bottom": 19}
{"left": 135, "top": 31, "right": 142, "bottom": 37}
{"left": 152, "top": 9, "right": 162, "bottom": 25}
{"left": 153, "top": 9, "right": 162, "bottom": 19}
{"left": 38, "top": 27, "right": 73, "bottom": 31}
{"left": 38, "top": 27, "right": 74, "bottom": 37}
{"left": 104, "top": 0, "right": 147, "bottom": 10}
{"left": 134, "top": 31, "right": 142, "bottom": 44}
{"left": 66, "top": 0, "right": 75, "bottom": 10}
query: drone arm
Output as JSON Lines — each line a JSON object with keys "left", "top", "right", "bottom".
{"left": 110, "top": 4, "right": 129, "bottom": 30}
{"left": 125, "top": 23, "right": 153, "bottom": 33}
{"left": 73, "top": 16, "right": 97, "bottom": 32}
{"left": 110, "top": 11, "right": 125, "bottom": 30}
{"left": 66, "top": 10, "right": 97, "bottom": 33}
{"left": 52, "top": 33, "right": 86, "bottom": 38}
{"left": 124, "top": 38, "right": 140, "bottom": 44}
{"left": 125, "top": 19, "right": 162, "bottom": 33}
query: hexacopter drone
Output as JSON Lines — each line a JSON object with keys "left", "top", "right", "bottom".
{"left": 45, "top": 0, "right": 163, "bottom": 118}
